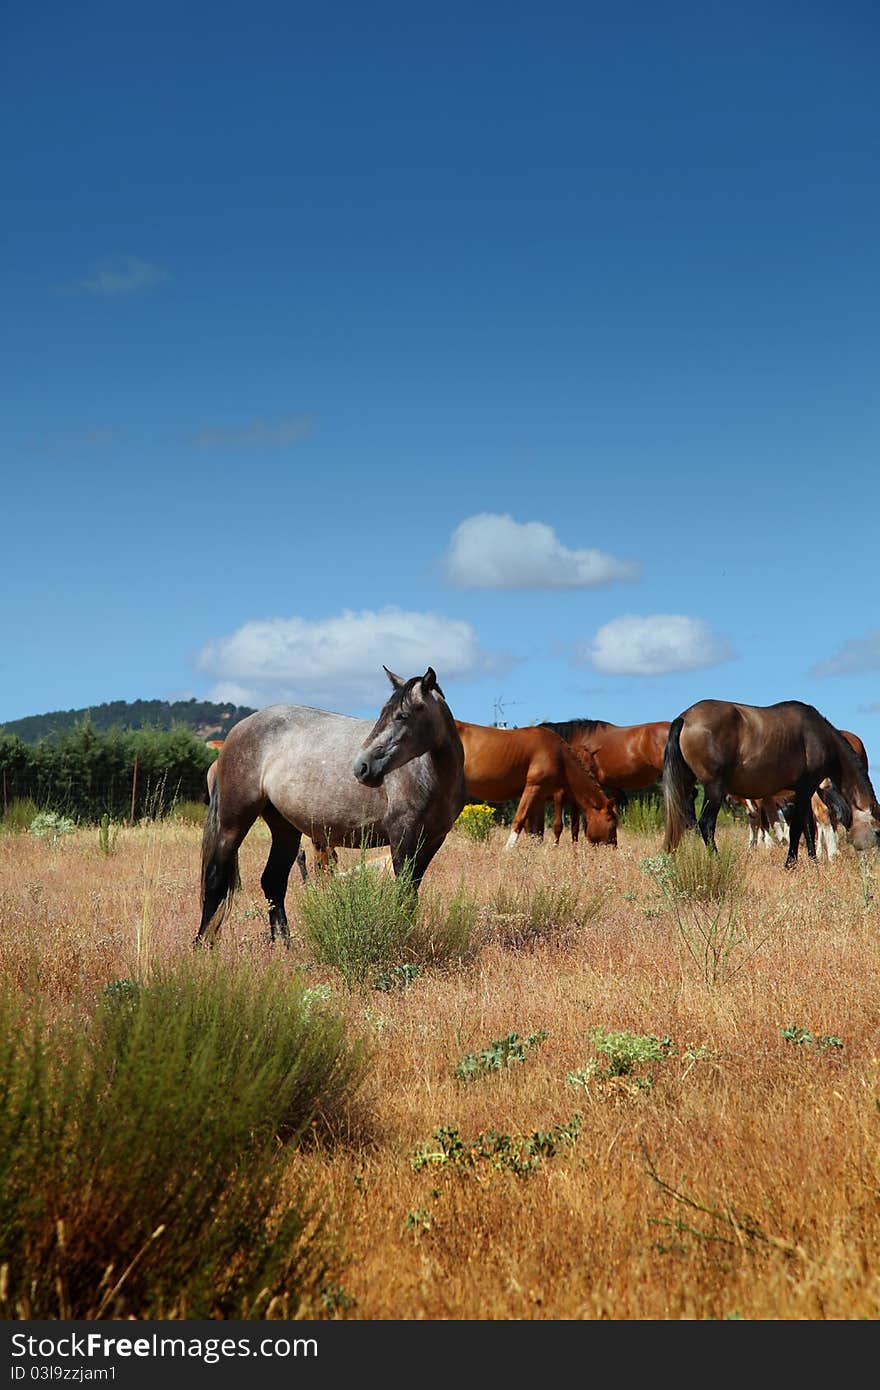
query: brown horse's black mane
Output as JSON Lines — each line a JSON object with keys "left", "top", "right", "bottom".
{"left": 540, "top": 718, "right": 611, "bottom": 740}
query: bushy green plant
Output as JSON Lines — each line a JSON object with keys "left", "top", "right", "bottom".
{"left": 299, "top": 854, "right": 418, "bottom": 989}
{"left": 373, "top": 963, "right": 421, "bottom": 992}
{"left": 97, "top": 812, "right": 121, "bottom": 856}
{"left": 568, "top": 1029, "right": 674, "bottom": 1090}
{"left": 455, "top": 1029, "right": 548, "bottom": 1081}
{"left": 641, "top": 839, "right": 765, "bottom": 985}
{"left": 0, "top": 960, "right": 367, "bottom": 1319}
{"left": 412, "top": 1115, "right": 581, "bottom": 1177}
{"left": 29, "top": 810, "right": 76, "bottom": 841}
{"left": 455, "top": 802, "right": 496, "bottom": 842}
{"left": 781, "top": 1024, "right": 844, "bottom": 1050}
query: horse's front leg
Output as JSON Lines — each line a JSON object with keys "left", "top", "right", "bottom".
{"left": 785, "top": 794, "right": 810, "bottom": 868}
{"left": 259, "top": 805, "right": 304, "bottom": 946}
{"left": 389, "top": 831, "right": 443, "bottom": 897}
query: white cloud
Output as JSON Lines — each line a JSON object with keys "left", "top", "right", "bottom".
{"left": 583, "top": 614, "right": 733, "bottom": 677}
{"left": 443, "top": 513, "right": 640, "bottom": 590}
{"left": 810, "top": 631, "right": 880, "bottom": 678}
{"left": 79, "top": 256, "right": 172, "bottom": 295}
{"left": 191, "top": 414, "right": 314, "bottom": 451}
{"left": 196, "top": 607, "right": 504, "bottom": 710}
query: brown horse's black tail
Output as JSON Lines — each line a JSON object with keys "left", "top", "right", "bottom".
{"left": 197, "top": 774, "right": 240, "bottom": 945}
{"left": 662, "top": 716, "right": 695, "bottom": 852}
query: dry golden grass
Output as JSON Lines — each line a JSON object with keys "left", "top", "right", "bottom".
{"left": 1, "top": 816, "right": 879, "bottom": 1320}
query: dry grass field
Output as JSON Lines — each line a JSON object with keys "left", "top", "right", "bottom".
{"left": 1, "top": 812, "right": 879, "bottom": 1320}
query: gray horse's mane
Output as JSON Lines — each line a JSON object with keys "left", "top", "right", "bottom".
{"left": 391, "top": 675, "right": 446, "bottom": 710}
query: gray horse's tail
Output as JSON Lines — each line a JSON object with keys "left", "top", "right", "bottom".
{"left": 663, "top": 716, "right": 694, "bottom": 852}
{"left": 198, "top": 774, "right": 240, "bottom": 944}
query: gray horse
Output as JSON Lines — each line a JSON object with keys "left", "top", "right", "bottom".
{"left": 196, "top": 666, "right": 466, "bottom": 944}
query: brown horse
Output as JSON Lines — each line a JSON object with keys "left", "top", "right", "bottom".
{"left": 538, "top": 717, "right": 670, "bottom": 841}
{"left": 663, "top": 700, "right": 880, "bottom": 866}
{"left": 197, "top": 667, "right": 466, "bottom": 944}
{"left": 455, "top": 721, "right": 618, "bottom": 847}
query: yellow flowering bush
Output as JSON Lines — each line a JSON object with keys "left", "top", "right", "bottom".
{"left": 455, "top": 802, "right": 495, "bottom": 842}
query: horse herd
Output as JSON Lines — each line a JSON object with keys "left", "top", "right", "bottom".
{"left": 196, "top": 667, "right": 880, "bottom": 945}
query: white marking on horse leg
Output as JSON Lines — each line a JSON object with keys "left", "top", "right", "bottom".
{"left": 504, "top": 829, "right": 520, "bottom": 850}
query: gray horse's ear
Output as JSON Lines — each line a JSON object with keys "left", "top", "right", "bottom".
{"left": 421, "top": 667, "right": 437, "bottom": 692}
{"left": 383, "top": 666, "right": 405, "bottom": 689}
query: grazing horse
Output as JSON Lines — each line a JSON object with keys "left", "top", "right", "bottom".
{"left": 455, "top": 721, "right": 618, "bottom": 847}
{"left": 537, "top": 718, "right": 670, "bottom": 842}
{"left": 197, "top": 667, "right": 466, "bottom": 945}
{"left": 663, "top": 700, "right": 880, "bottom": 867}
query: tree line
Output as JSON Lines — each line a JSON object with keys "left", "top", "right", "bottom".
{"left": 1, "top": 697, "right": 254, "bottom": 745}
{"left": 0, "top": 722, "right": 217, "bottom": 823}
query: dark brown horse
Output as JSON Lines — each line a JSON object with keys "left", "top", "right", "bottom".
{"left": 663, "top": 700, "right": 880, "bottom": 866}
{"left": 455, "top": 721, "right": 618, "bottom": 847}
{"left": 538, "top": 717, "right": 670, "bottom": 842}
{"left": 197, "top": 667, "right": 466, "bottom": 944}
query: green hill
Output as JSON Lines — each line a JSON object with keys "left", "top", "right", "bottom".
{"left": 0, "top": 698, "right": 256, "bottom": 745}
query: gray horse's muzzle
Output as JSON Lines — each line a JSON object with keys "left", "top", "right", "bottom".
{"left": 353, "top": 754, "right": 384, "bottom": 787}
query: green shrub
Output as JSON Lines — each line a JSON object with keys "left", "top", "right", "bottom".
{"left": 641, "top": 840, "right": 761, "bottom": 985}
{"left": 568, "top": 1029, "right": 674, "bottom": 1091}
{"left": 29, "top": 810, "right": 76, "bottom": 841}
{"left": 781, "top": 1024, "right": 844, "bottom": 1051}
{"left": 97, "top": 812, "right": 121, "bottom": 856}
{"left": 0, "top": 960, "right": 368, "bottom": 1319}
{"left": 412, "top": 1115, "right": 582, "bottom": 1177}
{"left": 0, "top": 798, "right": 39, "bottom": 834}
{"left": 299, "top": 855, "right": 418, "bottom": 989}
{"left": 455, "top": 1030, "right": 548, "bottom": 1081}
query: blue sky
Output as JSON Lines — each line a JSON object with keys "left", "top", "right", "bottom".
{"left": 3, "top": 2, "right": 879, "bottom": 762}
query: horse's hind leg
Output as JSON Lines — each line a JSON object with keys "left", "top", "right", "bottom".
{"left": 197, "top": 806, "right": 259, "bottom": 946}
{"left": 697, "top": 778, "right": 726, "bottom": 852}
{"left": 260, "top": 803, "right": 303, "bottom": 945}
